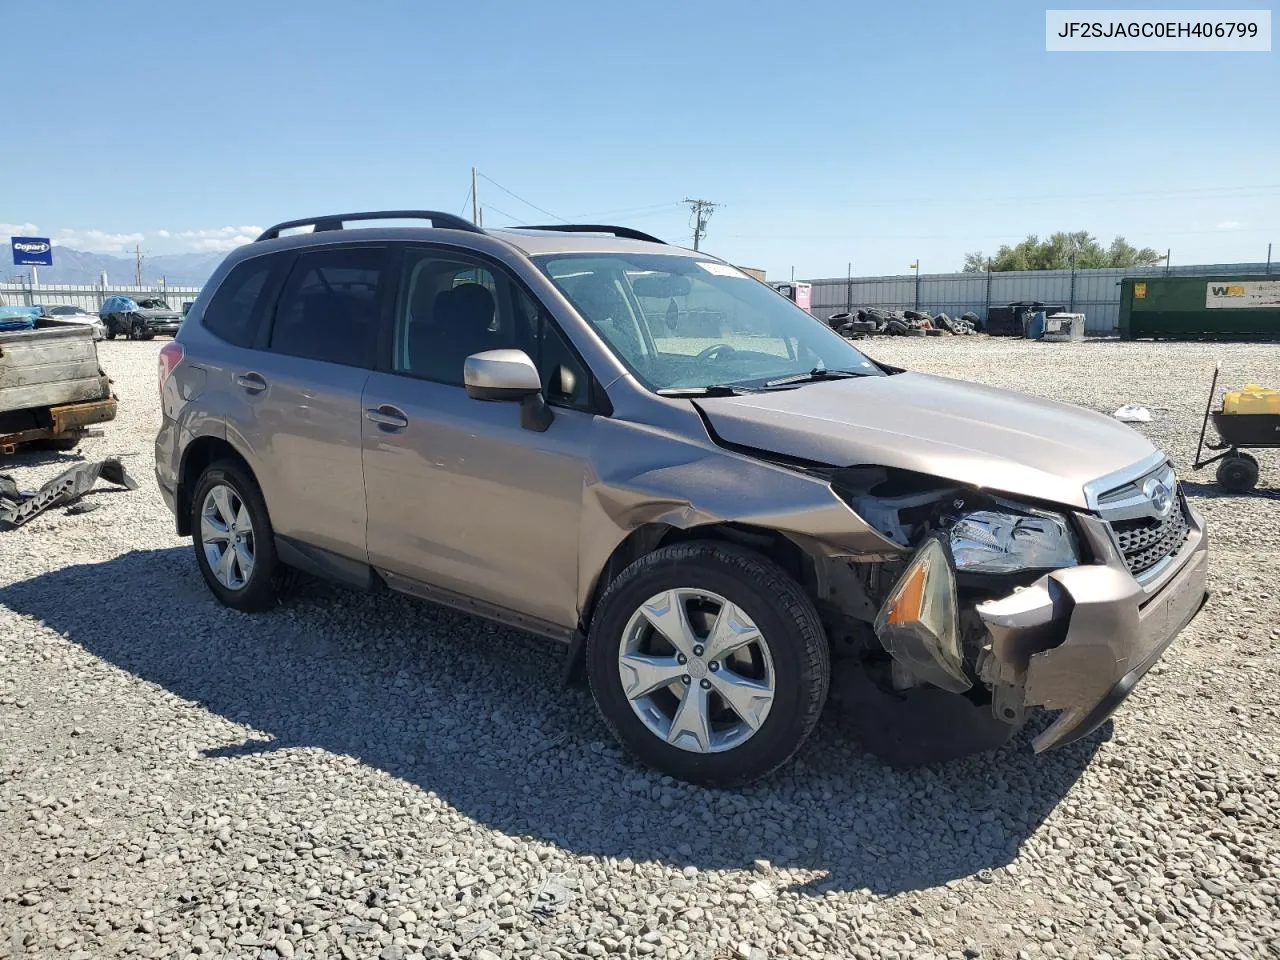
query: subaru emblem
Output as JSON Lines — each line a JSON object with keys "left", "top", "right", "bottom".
{"left": 1143, "top": 477, "right": 1173, "bottom": 517}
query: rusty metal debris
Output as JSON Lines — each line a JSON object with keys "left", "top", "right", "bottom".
{"left": 0, "top": 458, "right": 137, "bottom": 531}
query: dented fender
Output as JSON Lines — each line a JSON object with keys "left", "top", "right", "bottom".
{"left": 575, "top": 412, "right": 905, "bottom": 617}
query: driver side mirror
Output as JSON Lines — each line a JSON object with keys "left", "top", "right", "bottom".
{"left": 463, "top": 349, "right": 554, "bottom": 432}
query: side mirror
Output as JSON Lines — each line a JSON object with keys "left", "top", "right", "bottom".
{"left": 463, "top": 349, "right": 553, "bottom": 432}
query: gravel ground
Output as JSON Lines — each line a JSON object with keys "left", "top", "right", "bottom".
{"left": 2, "top": 336, "right": 1278, "bottom": 960}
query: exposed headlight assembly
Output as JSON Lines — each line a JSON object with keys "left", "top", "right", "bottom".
{"left": 948, "top": 504, "right": 1077, "bottom": 573}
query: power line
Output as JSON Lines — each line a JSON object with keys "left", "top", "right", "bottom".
{"left": 798, "top": 183, "right": 1280, "bottom": 212}
{"left": 684, "top": 198, "right": 719, "bottom": 251}
{"left": 572, "top": 201, "right": 684, "bottom": 220}
{"left": 477, "top": 172, "right": 568, "bottom": 223}
{"left": 459, "top": 185, "right": 473, "bottom": 217}
{"left": 480, "top": 202, "right": 522, "bottom": 224}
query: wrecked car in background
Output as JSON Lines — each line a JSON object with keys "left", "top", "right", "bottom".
{"left": 38, "top": 304, "right": 108, "bottom": 340}
{"left": 99, "top": 296, "right": 182, "bottom": 340}
{"left": 156, "top": 210, "right": 1209, "bottom": 786}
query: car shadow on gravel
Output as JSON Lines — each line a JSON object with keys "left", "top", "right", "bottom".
{"left": 2, "top": 547, "right": 1101, "bottom": 896}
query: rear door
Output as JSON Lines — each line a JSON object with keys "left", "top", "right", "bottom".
{"left": 231, "top": 245, "right": 391, "bottom": 560}
{"left": 361, "top": 245, "right": 599, "bottom": 631}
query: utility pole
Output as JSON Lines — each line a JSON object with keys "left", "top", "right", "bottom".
{"left": 471, "top": 167, "right": 480, "bottom": 225}
{"left": 1266, "top": 242, "right": 1272, "bottom": 274}
{"left": 684, "top": 198, "right": 718, "bottom": 251}
{"left": 135, "top": 245, "right": 143, "bottom": 286}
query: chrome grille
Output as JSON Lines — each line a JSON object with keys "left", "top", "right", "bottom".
{"left": 1085, "top": 455, "right": 1189, "bottom": 582}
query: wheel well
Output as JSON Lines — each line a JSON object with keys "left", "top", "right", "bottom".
{"left": 176, "top": 437, "right": 251, "bottom": 536}
{"left": 581, "top": 521, "right": 814, "bottom": 632}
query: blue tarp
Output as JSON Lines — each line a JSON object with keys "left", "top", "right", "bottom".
{"left": 0, "top": 305, "right": 39, "bottom": 332}
{"left": 99, "top": 296, "right": 138, "bottom": 319}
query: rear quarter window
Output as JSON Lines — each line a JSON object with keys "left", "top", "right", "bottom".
{"left": 201, "top": 257, "right": 276, "bottom": 347}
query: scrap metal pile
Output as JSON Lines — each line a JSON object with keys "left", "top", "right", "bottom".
{"left": 824, "top": 308, "right": 979, "bottom": 338}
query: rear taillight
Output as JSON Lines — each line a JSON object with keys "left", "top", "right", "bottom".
{"left": 158, "top": 341, "right": 184, "bottom": 389}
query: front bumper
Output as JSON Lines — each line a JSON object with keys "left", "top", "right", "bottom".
{"left": 977, "top": 508, "right": 1209, "bottom": 752}
{"left": 149, "top": 322, "right": 181, "bottom": 335}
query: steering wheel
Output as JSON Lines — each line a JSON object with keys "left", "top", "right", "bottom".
{"left": 696, "top": 343, "right": 737, "bottom": 361}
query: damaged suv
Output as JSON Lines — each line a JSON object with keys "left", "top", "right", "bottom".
{"left": 156, "top": 211, "right": 1208, "bottom": 786}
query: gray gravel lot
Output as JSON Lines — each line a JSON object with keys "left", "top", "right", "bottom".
{"left": 2, "top": 336, "right": 1278, "bottom": 960}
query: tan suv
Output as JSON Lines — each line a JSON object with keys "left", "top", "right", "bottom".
{"left": 155, "top": 210, "right": 1208, "bottom": 785}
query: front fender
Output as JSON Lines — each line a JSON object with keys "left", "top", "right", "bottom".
{"left": 576, "top": 415, "right": 905, "bottom": 615}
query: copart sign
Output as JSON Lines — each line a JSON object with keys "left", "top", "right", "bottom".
{"left": 1205, "top": 280, "right": 1280, "bottom": 309}
{"left": 11, "top": 236, "right": 54, "bottom": 267}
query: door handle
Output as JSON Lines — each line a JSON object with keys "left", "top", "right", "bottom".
{"left": 235, "top": 372, "right": 267, "bottom": 393}
{"left": 365, "top": 405, "right": 409, "bottom": 429}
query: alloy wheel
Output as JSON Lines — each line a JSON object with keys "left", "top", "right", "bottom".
{"left": 200, "top": 484, "right": 255, "bottom": 590}
{"left": 617, "top": 588, "right": 776, "bottom": 754}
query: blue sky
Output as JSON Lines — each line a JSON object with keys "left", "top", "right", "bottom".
{"left": 2, "top": 1, "right": 1276, "bottom": 278}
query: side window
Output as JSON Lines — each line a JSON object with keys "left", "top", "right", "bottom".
{"left": 201, "top": 257, "right": 275, "bottom": 347}
{"left": 268, "top": 247, "right": 387, "bottom": 367}
{"left": 393, "top": 251, "right": 534, "bottom": 384}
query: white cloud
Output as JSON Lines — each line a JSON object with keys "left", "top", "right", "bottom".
{"left": 1217, "top": 220, "right": 1244, "bottom": 230}
{"left": 52, "top": 229, "right": 146, "bottom": 253}
{"left": 169, "top": 225, "right": 263, "bottom": 252}
{"left": 157, "top": 229, "right": 171, "bottom": 238}
{"left": 1, "top": 222, "right": 39, "bottom": 236}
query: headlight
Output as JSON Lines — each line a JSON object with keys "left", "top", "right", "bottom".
{"left": 948, "top": 505, "right": 1077, "bottom": 573}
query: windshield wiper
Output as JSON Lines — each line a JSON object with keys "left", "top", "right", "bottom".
{"left": 657, "top": 384, "right": 755, "bottom": 397}
{"left": 763, "top": 368, "right": 868, "bottom": 389}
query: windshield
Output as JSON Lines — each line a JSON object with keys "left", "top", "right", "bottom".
{"left": 534, "top": 253, "right": 883, "bottom": 392}
{"left": 138, "top": 298, "right": 170, "bottom": 309}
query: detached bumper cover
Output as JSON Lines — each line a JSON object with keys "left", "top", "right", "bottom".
{"left": 978, "top": 514, "right": 1209, "bottom": 752}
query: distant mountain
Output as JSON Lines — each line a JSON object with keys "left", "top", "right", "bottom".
{"left": 10, "top": 248, "right": 227, "bottom": 287}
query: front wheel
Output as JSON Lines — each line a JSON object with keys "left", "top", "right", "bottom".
{"left": 587, "top": 541, "right": 830, "bottom": 786}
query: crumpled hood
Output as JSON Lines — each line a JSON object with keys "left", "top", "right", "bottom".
{"left": 694, "top": 372, "right": 1160, "bottom": 509}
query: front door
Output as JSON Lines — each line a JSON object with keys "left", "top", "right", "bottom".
{"left": 362, "top": 246, "right": 598, "bottom": 631}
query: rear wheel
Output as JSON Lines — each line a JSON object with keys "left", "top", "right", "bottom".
{"left": 190, "top": 460, "right": 287, "bottom": 611}
{"left": 1217, "top": 454, "right": 1259, "bottom": 492}
{"left": 587, "top": 541, "right": 829, "bottom": 786}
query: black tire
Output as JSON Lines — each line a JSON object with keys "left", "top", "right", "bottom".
{"left": 587, "top": 541, "right": 830, "bottom": 787}
{"left": 1216, "top": 455, "right": 1259, "bottom": 493}
{"left": 885, "top": 319, "right": 909, "bottom": 335}
{"left": 104, "top": 324, "right": 117, "bottom": 340}
{"left": 190, "top": 459, "right": 288, "bottom": 612}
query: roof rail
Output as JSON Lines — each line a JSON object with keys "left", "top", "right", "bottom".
{"left": 515, "top": 224, "right": 667, "bottom": 245}
{"left": 255, "top": 210, "right": 484, "bottom": 242}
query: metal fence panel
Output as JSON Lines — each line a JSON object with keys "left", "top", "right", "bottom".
{"left": 806, "top": 261, "right": 1272, "bottom": 334}
{"left": 0, "top": 281, "right": 203, "bottom": 312}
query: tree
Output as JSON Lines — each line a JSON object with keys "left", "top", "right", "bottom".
{"left": 962, "top": 232, "right": 1164, "bottom": 272}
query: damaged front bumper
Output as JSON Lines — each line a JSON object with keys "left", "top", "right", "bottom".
{"left": 976, "top": 510, "right": 1208, "bottom": 752}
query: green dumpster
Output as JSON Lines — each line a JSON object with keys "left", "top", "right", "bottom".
{"left": 1119, "top": 275, "right": 1280, "bottom": 339}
